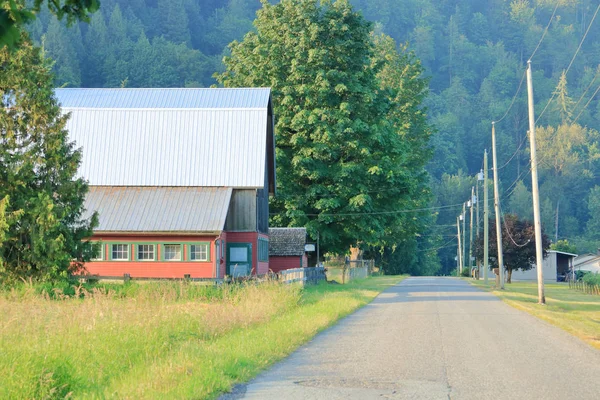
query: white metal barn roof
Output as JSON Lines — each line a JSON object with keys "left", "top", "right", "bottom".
{"left": 83, "top": 187, "right": 232, "bottom": 233}
{"left": 54, "top": 88, "right": 274, "bottom": 188}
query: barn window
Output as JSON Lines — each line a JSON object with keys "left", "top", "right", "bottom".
{"left": 163, "top": 244, "right": 182, "bottom": 261}
{"left": 190, "top": 243, "right": 209, "bottom": 261}
{"left": 137, "top": 244, "right": 155, "bottom": 261}
{"left": 258, "top": 238, "right": 269, "bottom": 262}
{"left": 111, "top": 244, "right": 129, "bottom": 261}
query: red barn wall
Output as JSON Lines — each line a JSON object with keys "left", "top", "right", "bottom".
{"left": 225, "top": 232, "right": 270, "bottom": 275}
{"left": 269, "top": 256, "right": 302, "bottom": 273}
{"left": 83, "top": 234, "right": 219, "bottom": 279}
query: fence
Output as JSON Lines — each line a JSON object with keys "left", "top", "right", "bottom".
{"left": 325, "top": 259, "right": 376, "bottom": 284}
{"left": 569, "top": 280, "right": 600, "bottom": 295}
{"left": 277, "top": 266, "right": 327, "bottom": 285}
{"left": 75, "top": 267, "right": 327, "bottom": 286}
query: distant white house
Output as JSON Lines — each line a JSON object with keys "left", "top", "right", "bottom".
{"left": 573, "top": 251, "right": 600, "bottom": 274}
{"left": 511, "top": 250, "right": 577, "bottom": 282}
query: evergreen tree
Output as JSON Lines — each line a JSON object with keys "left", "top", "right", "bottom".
{"left": 157, "top": 0, "right": 191, "bottom": 45}
{"left": 0, "top": 37, "right": 97, "bottom": 282}
{"left": 586, "top": 186, "right": 600, "bottom": 239}
{"left": 44, "top": 18, "right": 82, "bottom": 87}
{"left": 82, "top": 11, "right": 108, "bottom": 87}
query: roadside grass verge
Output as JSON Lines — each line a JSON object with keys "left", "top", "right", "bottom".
{"left": 0, "top": 275, "right": 403, "bottom": 399}
{"left": 469, "top": 280, "right": 600, "bottom": 350}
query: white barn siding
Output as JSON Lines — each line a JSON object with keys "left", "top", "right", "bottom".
{"left": 54, "top": 88, "right": 274, "bottom": 188}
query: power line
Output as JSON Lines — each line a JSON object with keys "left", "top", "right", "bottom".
{"left": 500, "top": 205, "right": 533, "bottom": 248}
{"left": 493, "top": 2, "right": 559, "bottom": 126}
{"left": 573, "top": 65, "right": 600, "bottom": 112}
{"left": 494, "top": 70, "right": 527, "bottom": 124}
{"left": 414, "top": 237, "right": 457, "bottom": 253}
{"left": 495, "top": 133, "right": 528, "bottom": 171}
{"left": 269, "top": 202, "right": 465, "bottom": 217}
{"left": 529, "top": 1, "right": 560, "bottom": 61}
{"left": 573, "top": 80, "right": 600, "bottom": 123}
{"left": 536, "top": 3, "right": 600, "bottom": 124}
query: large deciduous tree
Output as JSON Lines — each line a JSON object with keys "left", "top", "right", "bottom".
{"left": 0, "top": 37, "right": 97, "bottom": 282}
{"left": 217, "top": 0, "right": 432, "bottom": 258}
{"left": 475, "top": 214, "right": 550, "bottom": 283}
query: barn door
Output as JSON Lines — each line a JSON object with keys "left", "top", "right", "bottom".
{"left": 227, "top": 243, "right": 252, "bottom": 277}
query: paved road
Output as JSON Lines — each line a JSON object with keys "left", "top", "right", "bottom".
{"left": 221, "top": 277, "right": 600, "bottom": 400}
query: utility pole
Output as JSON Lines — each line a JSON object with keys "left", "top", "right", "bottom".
{"left": 526, "top": 60, "right": 546, "bottom": 304}
{"left": 476, "top": 170, "right": 483, "bottom": 279}
{"left": 492, "top": 122, "right": 505, "bottom": 289}
{"left": 484, "top": 150, "right": 489, "bottom": 283}
{"left": 317, "top": 231, "right": 320, "bottom": 267}
{"left": 457, "top": 216, "right": 463, "bottom": 275}
{"left": 469, "top": 186, "right": 474, "bottom": 275}
{"left": 555, "top": 201, "right": 560, "bottom": 243}
{"left": 462, "top": 202, "right": 466, "bottom": 274}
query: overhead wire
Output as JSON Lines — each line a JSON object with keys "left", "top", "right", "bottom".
{"left": 269, "top": 202, "right": 466, "bottom": 217}
{"left": 492, "top": 3, "right": 600, "bottom": 203}
{"left": 535, "top": 2, "right": 600, "bottom": 125}
{"left": 573, "top": 65, "right": 600, "bottom": 112}
{"left": 500, "top": 205, "right": 534, "bottom": 248}
{"left": 529, "top": 1, "right": 561, "bottom": 61}
{"left": 491, "top": 4, "right": 560, "bottom": 170}
{"left": 573, "top": 81, "right": 600, "bottom": 123}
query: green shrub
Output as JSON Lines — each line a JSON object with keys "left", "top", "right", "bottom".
{"left": 583, "top": 272, "right": 600, "bottom": 286}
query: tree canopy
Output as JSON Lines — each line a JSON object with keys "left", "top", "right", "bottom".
{"left": 17, "top": 0, "right": 600, "bottom": 273}
{"left": 217, "top": 0, "right": 432, "bottom": 266}
{"left": 0, "top": 0, "right": 99, "bottom": 48}
{"left": 475, "top": 214, "right": 550, "bottom": 283}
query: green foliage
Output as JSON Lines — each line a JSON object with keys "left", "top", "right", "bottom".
{"left": 586, "top": 186, "right": 600, "bottom": 239}
{"left": 0, "top": 37, "right": 97, "bottom": 283}
{"left": 475, "top": 214, "right": 551, "bottom": 283}
{"left": 17, "top": 0, "right": 600, "bottom": 270}
{"left": 583, "top": 272, "right": 600, "bottom": 286}
{"left": 217, "top": 0, "right": 432, "bottom": 261}
{"left": 550, "top": 239, "right": 577, "bottom": 254}
{"left": 508, "top": 181, "right": 533, "bottom": 221}
{"left": 0, "top": 0, "right": 99, "bottom": 48}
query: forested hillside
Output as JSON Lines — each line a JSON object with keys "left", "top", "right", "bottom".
{"left": 29, "top": 0, "right": 600, "bottom": 273}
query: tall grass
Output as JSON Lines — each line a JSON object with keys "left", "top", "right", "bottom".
{"left": 0, "top": 280, "right": 300, "bottom": 399}
{"left": 0, "top": 276, "right": 403, "bottom": 399}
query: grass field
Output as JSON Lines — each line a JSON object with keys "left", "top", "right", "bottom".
{"left": 469, "top": 280, "right": 600, "bottom": 349}
{"left": 0, "top": 275, "right": 403, "bottom": 399}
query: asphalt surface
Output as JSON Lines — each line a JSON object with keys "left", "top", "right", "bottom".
{"left": 220, "top": 277, "right": 600, "bottom": 400}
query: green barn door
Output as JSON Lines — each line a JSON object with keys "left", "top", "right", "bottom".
{"left": 227, "top": 243, "right": 252, "bottom": 277}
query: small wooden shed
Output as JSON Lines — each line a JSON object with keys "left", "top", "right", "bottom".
{"left": 268, "top": 228, "right": 308, "bottom": 273}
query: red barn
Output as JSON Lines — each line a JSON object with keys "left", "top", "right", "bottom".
{"left": 55, "top": 88, "right": 275, "bottom": 279}
{"left": 268, "top": 228, "right": 308, "bottom": 273}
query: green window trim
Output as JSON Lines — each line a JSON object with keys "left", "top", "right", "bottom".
{"left": 92, "top": 241, "right": 214, "bottom": 263}
{"left": 135, "top": 243, "right": 157, "bottom": 261}
{"left": 258, "top": 238, "right": 269, "bottom": 262}
{"left": 188, "top": 242, "right": 211, "bottom": 262}
{"left": 161, "top": 243, "right": 183, "bottom": 262}
{"left": 109, "top": 243, "right": 131, "bottom": 261}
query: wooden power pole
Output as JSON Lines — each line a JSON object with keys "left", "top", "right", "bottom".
{"left": 462, "top": 202, "right": 466, "bottom": 274}
{"left": 469, "top": 186, "right": 474, "bottom": 275}
{"left": 526, "top": 60, "right": 546, "bottom": 305}
{"left": 492, "top": 122, "right": 505, "bottom": 289}
{"left": 457, "top": 216, "right": 463, "bottom": 274}
{"left": 484, "top": 150, "right": 489, "bottom": 283}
